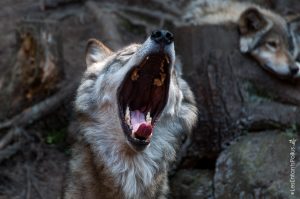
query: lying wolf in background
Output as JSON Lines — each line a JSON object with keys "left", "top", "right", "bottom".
{"left": 64, "top": 30, "right": 197, "bottom": 199}
{"left": 182, "top": 1, "right": 300, "bottom": 78}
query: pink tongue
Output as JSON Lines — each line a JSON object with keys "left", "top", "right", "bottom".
{"left": 131, "top": 110, "right": 153, "bottom": 138}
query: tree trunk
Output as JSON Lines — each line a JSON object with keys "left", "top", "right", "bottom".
{"left": 0, "top": 19, "right": 64, "bottom": 120}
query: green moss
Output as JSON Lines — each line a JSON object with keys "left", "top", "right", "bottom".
{"left": 243, "top": 81, "right": 276, "bottom": 102}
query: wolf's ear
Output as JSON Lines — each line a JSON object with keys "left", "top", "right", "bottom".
{"left": 238, "top": 8, "right": 272, "bottom": 53}
{"left": 238, "top": 8, "right": 269, "bottom": 36}
{"left": 287, "top": 15, "right": 300, "bottom": 34}
{"left": 85, "top": 39, "right": 112, "bottom": 67}
{"left": 287, "top": 16, "right": 300, "bottom": 58}
{"left": 286, "top": 14, "right": 300, "bottom": 23}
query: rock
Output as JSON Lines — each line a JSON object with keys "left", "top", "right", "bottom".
{"left": 170, "top": 169, "right": 214, "bottom": 199}
{"left": 214, "top": 131, "right": 300, "bottom": 199}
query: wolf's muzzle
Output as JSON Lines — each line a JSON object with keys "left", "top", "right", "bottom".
{"left": 118, "top": 30, "right": 174, "bottom": 151}
{"left": 151, "top": 30, "right": 174, "bottom": 45}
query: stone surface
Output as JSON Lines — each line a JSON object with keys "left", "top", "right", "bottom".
{"left": 170, "top": 169, "right": 214, "bottom": 199}
{"left": 214, "top": 131, "right": 300, "bottom": 199}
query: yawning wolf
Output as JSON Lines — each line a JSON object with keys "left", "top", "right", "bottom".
{"left": 64, "top": 30, "right": 197, "bottom": 199}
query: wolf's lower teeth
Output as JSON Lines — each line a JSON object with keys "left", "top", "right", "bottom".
{"left": 125, "top": 106, "right": 130, "bottom": 125}
{"left": 146, "top": 112, "right": 151, "bottom": 122}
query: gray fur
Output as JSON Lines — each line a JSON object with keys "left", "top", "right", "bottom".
{"left": 64, "top": 37, "right": 198, "bottom": 199}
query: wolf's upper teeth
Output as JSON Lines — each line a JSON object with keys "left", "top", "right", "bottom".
{"left": 125, "top": 106, "right": 130, "bottom": 125}
{"left": 153, "top": 78, "right": 163, "bottom": 86}
{"left": 153, "top": 72, "right": 166, "bottom": 87}
{"left": 160, "top": 61, "right": 164, "bottom": 72}
{"left": 140, "top": 57, "right": 149, "bottom": 68}
{"left": 146, "top": 112, "right": 151, "bottom": 122}
{"left": 131, "top": 68, "right": 139, "bottom": 81}
{"left": 165, "top": 55, "right": 170, "bottom": 64}
{"left": 160, "top": 72, "right": 166, "bottom": 83}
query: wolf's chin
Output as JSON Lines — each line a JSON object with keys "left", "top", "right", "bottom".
{"left": 117, "top": 53, "right": 171, "bottom": 151}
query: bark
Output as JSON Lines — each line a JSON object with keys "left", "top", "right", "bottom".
{"left": 85, "top": 1, "right": 124, "bottom": 50}
{"left": 0, "top": 82, "right": 77, "bottom": 131}
{"left": 0, "top": 19, "right": 64, "bottom": 119}
{"left": 39, "top": 0, "right": 84, "bottom": 10}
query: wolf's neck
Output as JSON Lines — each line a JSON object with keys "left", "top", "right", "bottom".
{"left": 89, "top": 127, "right": 176, "bottom": 199}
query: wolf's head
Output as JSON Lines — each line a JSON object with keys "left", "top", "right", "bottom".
{"left": 76, "top": 30, "right": 197, "bottom": 153}
{"left": 75, "top": 31, "right": 197, "bottom": 197}
{"left": 238, "top": 8, "right": 300, "bottom": 78}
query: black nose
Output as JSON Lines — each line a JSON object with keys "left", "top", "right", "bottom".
{"left": 151, "top": 30, "right": 174, "bottom": 45}
{"left": 290, "top": 67, "right": 299, "bottom": 75}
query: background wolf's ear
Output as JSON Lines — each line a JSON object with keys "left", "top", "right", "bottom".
{"left": 287, "top": 15, "right": 300, "bottom": 34}
{"left": 287, "top": 15, "right": 300, "bottom": 59}
{"left": 286, "top": 13, "right": 300, "bottom": 23}
{"left": 238, "top": 8, "right": 268, "bottom": 36}
{"left": 85, "top": 39, "right": 112, "bottom": 67}
{"left": 238, "top": 8, "right": 271, "bottom": 53}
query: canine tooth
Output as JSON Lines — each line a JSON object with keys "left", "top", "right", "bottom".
{"left": 146, "top": 112, "right": 151, "bottom": 122}
{"left": 146, "top": 56, "right": 149, "bottom": 60}
{"left": 126, "top": 106, "right": 130, "bottom": 117}
{"left": 131, "top": 69, "right": 139, "bottom": 80}
{"left": 125, "top": 106, "right": 130, "bottom": 124}
{"left": 165, "top": 55, "right": 170, "bottom": 64}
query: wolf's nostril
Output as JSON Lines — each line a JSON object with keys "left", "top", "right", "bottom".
{"left": 151, "top": 30, "right": 162, "bottom": 41}
{"left": 151, "top": 30, "right": 174, "bottom": 45}
{"left": 165, "top": 32, "right": 174, "bottom": 43}
{"left": 151, "top": 30, "right": 162, "bottom": 39}
{"left": 290, "top": 67, "right": 299, "bottom": 75}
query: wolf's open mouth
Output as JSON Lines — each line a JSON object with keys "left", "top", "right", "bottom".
{"left": 118, "top": 53, "right": 171, "bottom": 149}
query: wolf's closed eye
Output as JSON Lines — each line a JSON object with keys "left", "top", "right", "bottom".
{"left": 265, "top": 41, "right": 278, "bottom": 49}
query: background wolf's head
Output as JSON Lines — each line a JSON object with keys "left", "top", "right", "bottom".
{"left": 239, "top": 7, "right": 300, "bottom": 78}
